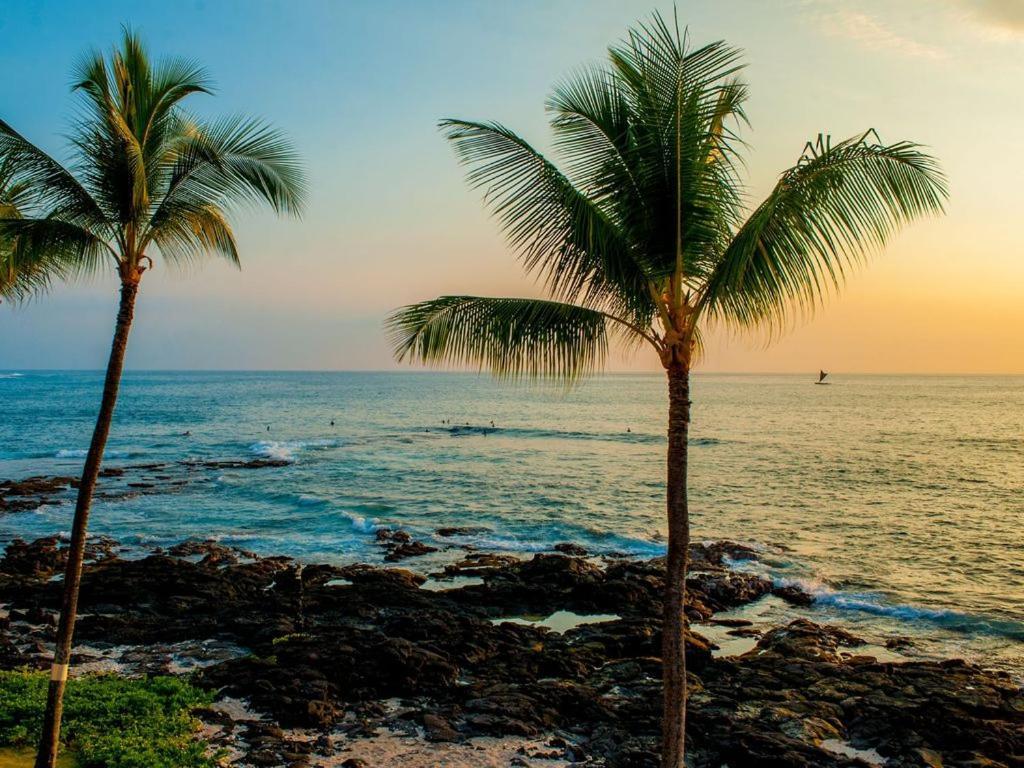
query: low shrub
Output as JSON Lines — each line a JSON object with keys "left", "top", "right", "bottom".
{"left": 0, "top": 671, "right": 216, "bottom": 768}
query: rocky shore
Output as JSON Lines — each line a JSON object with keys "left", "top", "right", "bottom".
{"left": 0, "top": 533, "right": 1021, "bottom": 768}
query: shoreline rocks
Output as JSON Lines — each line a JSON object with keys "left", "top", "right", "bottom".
{"left": 0, "top": 536, "right": 1020, "bottom": 767}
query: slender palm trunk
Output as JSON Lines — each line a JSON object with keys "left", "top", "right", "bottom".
{"left": 35, "top": 278, "right": 139, "bottom": 768}
{"left": 661, "top": 361, "right": 690, "bottom": 768}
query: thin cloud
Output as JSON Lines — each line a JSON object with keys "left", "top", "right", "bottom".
{"left": 952, "top": 0, "right": 1024, "bottom": 37}
{"left": 820, "top": 8, "right": 948, "bottom": 60}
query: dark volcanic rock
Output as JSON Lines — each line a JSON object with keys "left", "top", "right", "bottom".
{"left": 0, "top": 536, "right": 119, "bottom": 580}
{"left": 201, "top": 629, "right": 459, "bottom": 728}
{"left": 435, "top": 526, "right": 490, "bottom": 538}
{"left": 772, "top": 583, "right": 816, "bottom": 606}
{"left": 376, "top": 529, "right": 439, "bottom": 561}
{"left": 1, "top": 537, "right": 1019, "bottom": 768}
{"left": 167, "top": 539, "right": 259, "bottom": 566}
{"left": 0, "top": 457, "right": 289, "bottom": 516}
{"left": 0, "top": 476, "right": 74, "bottom": 513}
{"left": 554, "top": 542, "right": 589, "bottom": 557}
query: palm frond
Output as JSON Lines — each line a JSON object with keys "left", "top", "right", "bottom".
{"left": 148, "top": 202, "right": 239, "bottom": 267}
{"left": 0, "top": 120, "right": 108, "bottom": 229}
{"left": 699, "top": 131, "right": 947, "bottom": 330}
{"left": 440, "top": 118, "right": 652, "bottom": 324}
{"left": 388, "top": 296, "right": 611, "bottom": 383}
{"left": 547, "top": 65, "right": 645, "bottom": 212}
{"left": 0, "top": 157, "right": 35, "bottom": 217}
{"left": 0, "top": 218, "right": 113, "bottom": 301}
{"left": 147, "top": 114, "right": 305, "bottom": 239}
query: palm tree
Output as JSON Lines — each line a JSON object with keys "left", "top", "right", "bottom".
{"left": 388, "top": 14, "right": 945, "bottom": 767}
{"left": 0, "top": 30, "right": 304, "bottom": 768}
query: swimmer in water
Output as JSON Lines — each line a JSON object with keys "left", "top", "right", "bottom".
{"left": 330, "top": 420, "right": 335, "bottom": 426}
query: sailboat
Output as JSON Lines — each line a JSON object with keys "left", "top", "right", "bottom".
{"left": 815, "top": 370, "right": 830, "bottom": 385}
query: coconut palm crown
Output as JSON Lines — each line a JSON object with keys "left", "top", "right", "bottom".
{"left": 0, "top": 29, "right": 303, "bottom": 300}
{"left": 388, "top": 14, "right": 946, "bottom": 767}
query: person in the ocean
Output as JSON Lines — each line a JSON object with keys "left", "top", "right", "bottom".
{"left": 490, "top": 420, "right": 495, "bottom": 428}
{"left": 182, "top": 430, "right": 191, "bottom": 437}
{"left": 266, "top": 425, "right": 270, "bottom": 431}
{"left": 627, "top": 427, "right": 631, "bottom": 433}
{"left": 330, "top": 420, "right": 335, "bottom": 426}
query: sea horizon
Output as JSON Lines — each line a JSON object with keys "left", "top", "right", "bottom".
{"left": 5, "top": 368, "right": 1024, "bottom": 377}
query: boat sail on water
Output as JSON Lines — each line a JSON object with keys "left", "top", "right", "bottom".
{"left": 816, "top": 370, "right": 830, "bottom": 385}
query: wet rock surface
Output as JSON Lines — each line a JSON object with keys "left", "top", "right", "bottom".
{"left": 0, "top": 459, "right": 289, "bottom": 516}
{"left": 375, "top": 529, "right": 439, "bottom": 562}
{"left": 0, "top": 537, "right": 1020, "bottom": 767}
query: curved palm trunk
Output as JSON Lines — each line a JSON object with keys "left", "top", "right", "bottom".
{"left": 35, "top": 278, "right": 139, "bottom": 768}
{"left": 662, "top": 361, "right": 690, "bottom": 768}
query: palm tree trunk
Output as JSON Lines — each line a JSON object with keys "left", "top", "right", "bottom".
{"left": 661, "top": 360, "right": 691, "bottom": 768}
{"left": 35, "top": 278, "right": 139, "bottom": 768}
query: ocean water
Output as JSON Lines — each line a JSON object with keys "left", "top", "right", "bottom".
{"left": 1, "top": 370, "right": 1022, "bottom": 673}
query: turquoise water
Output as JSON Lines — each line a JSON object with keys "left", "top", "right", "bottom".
{"left": 1, "top": 371, "right": 1022, "bottom": 672}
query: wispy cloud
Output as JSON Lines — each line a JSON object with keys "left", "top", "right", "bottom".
{"left": 819, "top": 8, "right": 948, "bottom": 60}
{"left": 950, "top": 0, "right": 1024, "bottom": 38}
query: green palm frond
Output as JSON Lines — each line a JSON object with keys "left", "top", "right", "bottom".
{"left": 699, "top": 131, "right": 947, "bottom": 330}
{"left": 0, "top": 157, "right": 35, "bottom": 218}
{"left": 149, "top": 114, "right": 305, "bottom": 231}
{"left": 388, "top": 296, "right": 611, "bottom": 383}
{"left": 148, "top": 203, "right": 239, "bottom": 267}
{"left": 0, "top": 121, "right": 108, "bottom": 229}
{"left": 0, "top": 218, "right": 113, "bottom": 301}
{"left": 440, "top": 119, "right": 651, "bottom": 324}
{"left": 0, "top": 29, "right": 303, "bottom": 300}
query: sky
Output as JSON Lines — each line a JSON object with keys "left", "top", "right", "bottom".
{"left": 1, "top": 0, "right": 1022, "bottom": 373}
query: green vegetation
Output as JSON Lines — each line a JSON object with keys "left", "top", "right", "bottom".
{"left": 0, "top": 671, "right": 216, "bottom": 768}
{"left": 389, "top": 11, "right": 946, "bottom": 767}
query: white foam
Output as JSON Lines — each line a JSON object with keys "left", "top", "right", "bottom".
{"left": 343, "top": 512, "right": 380, "bottom": 532}
{"left": 248, "top": 439, "right": 339, "bottom": 463}
{"left": 55, "top": 448, "right": 128, "bottom": 459}
{"left": 249, "top": 440, "right": 301, "bottom": 462}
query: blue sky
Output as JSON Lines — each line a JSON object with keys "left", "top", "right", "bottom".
{"left": 2, "top": 0, "right": 1023, "bottom": 372}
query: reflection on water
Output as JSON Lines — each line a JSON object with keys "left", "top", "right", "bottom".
{"left": 490, "top": 611, "right": 621, "bottom": 633}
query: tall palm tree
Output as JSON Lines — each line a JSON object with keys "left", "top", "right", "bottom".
{"left": 388, "top": 14, "right": 945, "bottom": 767}
{"left": 0, "top": 30, "right": 304, "bottom": 768}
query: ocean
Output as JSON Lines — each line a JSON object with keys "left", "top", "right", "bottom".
{"left": 1, "top": 370, "right": 1021, "bottom": 674}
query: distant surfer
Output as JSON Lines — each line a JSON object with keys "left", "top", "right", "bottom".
{"left": 182, "top": 430, "right": 191, "bottom": 437}
{"left": 330, "top": 420, "right": 335, "bottom": 426}
{"left": 627, "top": 427, "right": 631, "bottom": 433}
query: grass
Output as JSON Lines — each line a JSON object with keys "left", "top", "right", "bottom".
{"left": 0, "top": 747, "right": 75, "bottom": 768}
{"left": 0, "top": 671, "right": 217, "bottom": 768}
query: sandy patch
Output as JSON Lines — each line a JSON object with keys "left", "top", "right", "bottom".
{"left": 322, "top": 731, "right": 573, "bottom": 767}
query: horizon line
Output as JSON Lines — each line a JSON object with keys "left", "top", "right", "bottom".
{"left": 3, "top": 368, "right": 1023, "bottom": 377}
